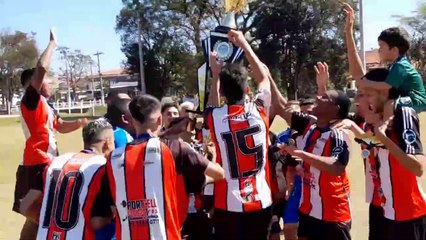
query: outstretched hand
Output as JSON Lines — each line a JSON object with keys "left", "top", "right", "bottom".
{"left": 314, "top": 62, "right": 329, "bottom": 90}
{"left": 50, "top": 28, "right": 57, "bottom": 46}
{"left": 343, "top": 3, "right": 355, "bottom": 32}
{"left": 228, "top": 30, "right": 248, "bottom": 48}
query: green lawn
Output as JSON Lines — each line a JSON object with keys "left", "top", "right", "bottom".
{"left": 0, "top": 114, "right": 425, "bottom": 239}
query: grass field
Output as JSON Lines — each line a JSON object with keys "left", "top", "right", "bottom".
{"left": 0, "top": 114, "right": 425, "bottom": 239}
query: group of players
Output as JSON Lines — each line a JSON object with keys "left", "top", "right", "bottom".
{"left": 11, "top": 3, "right": 426, "bottom": 240}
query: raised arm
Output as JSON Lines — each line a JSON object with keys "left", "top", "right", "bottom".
{"left": 315, "top": 62, "right": 329, "bottom": 96}
{"left": 267, "top": 68, "right": 296, "bottom": 125}
{"left": 343, "top": 3, "right": 365, "bottom": 81}
{"left": 228, "top": 30, "right": 270, "bottom": 92}
{"left": 375, "top": 110, "right": 426, "bottom": 177}
{"left": 31, "top": 29, "right": 56, "bottom": 92}
{"left": 207, "top": 52, "right": 223, "bottom": 107}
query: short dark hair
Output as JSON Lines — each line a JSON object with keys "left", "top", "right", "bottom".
{"left": 82, "top": 118, "right": 113, "bottom": 145}
{"left": 129, "top": 94, "right": 161, "bottom": 124}
{"left": 219, "top": 63, "right": 248, "bottom": 104}
{"left": 300, "top": 98, "right": 315, "bottom": 106}
{"left": 330, "top": 90, "right": 351, "bottom": 119}
{"left": 105, "top": 98, "right": 131, "bottom": 127}
{"left": 161, "top": 102, "right": 178, "bottom": 114}
{"left": 20, "top": 68, "right": 35, "bottom": 87}
{"left": 363, "top": 68, "right": 399, "bottom": 99}
{"left": 378, "top": 27, "right": 410, "bottom": 55}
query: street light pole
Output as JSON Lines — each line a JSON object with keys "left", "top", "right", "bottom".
{"left": 137, "top": 1, "right": 146, "bottom": 94}
{"left": 65, "top": 55, "right": 71, "bottom": 114}
{"left": 94, "top": 51, "right": 105, "bottom": 105}
{"left": 90, "top": 61, "right": 95, "bottom": 99}
{"left": 137, "top": 21, "right": 146, "bottom": 94}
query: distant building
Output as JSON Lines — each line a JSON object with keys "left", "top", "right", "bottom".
{"left": 57, "top": 68, "right": 139, "bottom": 101}
{"left": 365, "top": 49, "right": 383, "bottom": 70}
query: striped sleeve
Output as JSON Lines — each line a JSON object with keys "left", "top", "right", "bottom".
{"left": 394, "top": 106, "right": 423, "bottom": 155}
{"left": 330, "top": 129, "right": 350, "bottom": 166}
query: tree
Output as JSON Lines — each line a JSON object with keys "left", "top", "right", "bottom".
{"left": 116, "top": 0, "right": 221, "bottom": 98}
{"left": 396, "top": 2, "right": 426, "bottom": 83}
{"left": 0, "top": 31, "right": 38, "bottom": 114}
{"left": 116, "top": 0, "right": 358, "bottom": 100}
{"left": 57, "top": 46, "right": 93, "bottom": 101}
{"left": 250, "top": 0, "right": 358, "bottom": 99}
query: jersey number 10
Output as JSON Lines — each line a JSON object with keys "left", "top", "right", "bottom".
{"left": 42, "top": 170, "right": 84, "bottom": 230}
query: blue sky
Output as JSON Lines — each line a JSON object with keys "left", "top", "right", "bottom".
{"left": 0, "top": 0, "right": 422, "bottom": 74}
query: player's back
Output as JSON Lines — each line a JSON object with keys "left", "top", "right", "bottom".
{"left": 206, "top": 100, "right": 272, "bottom": 212}
{"left": 107, "top": 137, "right": 181, "bottom": 240}
{"left": 37, "top": 153, "right": 107, "bottom": 240}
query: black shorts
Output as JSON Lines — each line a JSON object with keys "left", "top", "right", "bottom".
{"left": 182, "top": 211, "right": 212, "bottom": 240}
{"left": 270, "top": 199, "right": 287, "bottom": 234}
{"left": 13, "top": 164, "right": 46, "bottom": 213}
{"left": 384, "top": 215, "right": 426, "bottom": 240}
{"left": 298, "top": 213, "right": 351, "bottom": 240}
{"left": 369, "top": 204, "right": 386, "bottom": 240}
{"left": 213, "top": 207, "right": 271, "bottom": 240}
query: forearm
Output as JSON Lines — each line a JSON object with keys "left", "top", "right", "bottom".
{"left": 317, "top": 85, "right": 327, "bottom": 96}
{"left": 294, "top": 150, "right": 344, "bottom": 176}
{"left": 241, "top": 43, "right": 269, "bottom": 85}
{"left": 346, "top": 29, "right": 365, "bottom": 81}
{"left": 269, "top": 75, "right": 294, "bottom": 124}
{"left": 32, "top": 41, "right": 55, "bottom": 88}
{"left": 204, "top": 161, "right": 225, "bottom": 181}
{"left": 57, "top": 119, "right": 83, "bottom": 134}
{"left": 361, "top": 80, "right": 391, "bottom": 90}
{"left": 350, "top": 121, "right": 366, "bottom": 138}
{"left": 269, "top": 74, "right": 287, "bottom": 106}
{"left": 207, "top": 75, "right": 220, "bottom": 107}
{"left": 377, "top": 133, "right": 425, "bottom": 177}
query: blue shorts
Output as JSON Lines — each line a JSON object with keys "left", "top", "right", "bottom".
{"left": 95, "top": 223, "right": 115, "bottom": 240}
{"left": 283, "top": 176, "right": 302, "bottom": 224}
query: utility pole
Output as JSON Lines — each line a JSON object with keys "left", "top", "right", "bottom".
{"left": 94, "top": 51, "right": 105, "bottom": 105}
{"left": 137, "top": 1, "right": 146, "bottom": 94}
{"left": 90, "top": 61, "right": 95, "bottom": 99}
{"left": 65, "top": 55, "right": 71, "bottom": 114}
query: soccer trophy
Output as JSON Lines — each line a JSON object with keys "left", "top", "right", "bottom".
{"left": 197, "top": 0, "right": 248, "bottom": 112}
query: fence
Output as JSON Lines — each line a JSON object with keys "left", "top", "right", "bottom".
{"left": 51, "top": 100, "right": 104, "bottom": 115}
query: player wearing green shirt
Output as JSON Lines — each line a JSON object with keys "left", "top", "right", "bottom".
{"left": 386, "top": 55, "right": 426, "bottom": 112}
{"left": 359, "top": 27, "right": 426, "bottom": 112}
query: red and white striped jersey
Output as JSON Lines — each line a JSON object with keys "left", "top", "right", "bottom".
{"left": 291, "top": 112, "right": 351, "bottom": 222}
{"left": 376, "top": 106, "right": 426, "bottom": 221}
{"left": 357, "top": 121, "right": 383, "bottom": 207}
{"left": 107, "top": 138, "right": 181, "bottom": 240}
{"left": 37, "top": 153, "right": 109, "bottom": 240}
{"left": 205, "top": 90, "right": 272, "bottom": 213}
{"left": 21, "top": 86, "right": 58, "bottom": 166}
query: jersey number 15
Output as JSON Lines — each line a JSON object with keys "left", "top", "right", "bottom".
{"left": 221, "top": 125, "right": 264, "bottom": 179}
